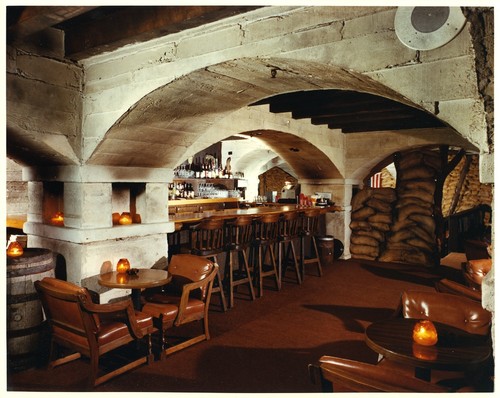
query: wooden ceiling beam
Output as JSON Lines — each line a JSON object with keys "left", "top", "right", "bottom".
{"left": 7, "top": 6, "right": 96, "bottom": 43}
{"left": 335, "top": 117, "right": 444, "bottom": 133}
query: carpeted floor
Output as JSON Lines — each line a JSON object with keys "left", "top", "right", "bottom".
{"left": 6, "top": 258, "right": 464, "bottom": 393}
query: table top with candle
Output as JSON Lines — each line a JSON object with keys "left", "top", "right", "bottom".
{"left": 365, "top": 318, "right": 492, "bottom": 371}
{"left": 98, "top": 268, "right": 170, "bottom": 290}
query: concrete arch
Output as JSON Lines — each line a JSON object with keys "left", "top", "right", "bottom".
{"left": 87, "top": 57, "right": 455, "bottom": 173}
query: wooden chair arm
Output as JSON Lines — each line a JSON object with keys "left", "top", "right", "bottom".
{"left": 78, "top": 294, "right": 145, "bottom": 338}
{"left": 176, "top": 265, "right": 218, "bottom": 322}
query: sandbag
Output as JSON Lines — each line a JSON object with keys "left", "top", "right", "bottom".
{"left": 391, "top": 219, "right": 417, "bottom": 232}
{"left": 368, "top": 213, "right": 393, "bottom": 224}
{"left": 396, "top": 204, "right": 433, "bottom": 221}
{"left": 399, "top": 179, "right": 436, "bottom": 195}
{"left": 399, "top": 166, "right": 436, "bottom": 181}
{"left": 350, "top": 244, "right": 379, "bottom": 257}
{"left": 406, "top": 238, "right": 435, "bottom": 253}
{"left": 398, "top": 189, "right": 434, "bottom": 205}
{"left": 409, "top": 214, "right": 435, "bottom": 235}
{"left": 373, "top": 188, "right": 397, "bottom": 203}
{"left": 412, "top": 225, "right": 435, "bottom": 244}
{"left": 396, "top": 196, "right": 433, "bottom": 210}
{"left": 351, "top": 206, "right": 376, "bottom": 221}
{"left": 356, "top": 228, "right": 385, "bottom": 242}
{"left": 351, "top": 234, "right": 379, "bottom": 247}
{"left": 371, "top": 222, "right": 391, "bottom": 232}
{"left": 349, "top": 221, "right": 372, "bottom": 230}
{"left": 351, "top": 189, "right": 373, "bottom": 212}
{"left": 388, "top": 229, "right": 416, "bottom": 243}
{"left": 398, "top": 152, "right": 423, "bottom": 170}
{"left": 366, "top": 198, "right": 392, "bottom": 213}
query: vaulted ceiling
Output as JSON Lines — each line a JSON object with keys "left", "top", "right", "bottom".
{"left": 7, "top": 5, "right": 446, "bottom": 138}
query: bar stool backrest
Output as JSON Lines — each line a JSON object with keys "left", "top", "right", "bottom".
{"left": 300, "top": 208, "right": 321, "bottom": 235}
{"left": 190, "top": 217, "right": 226, "bottom": 255}
{"left": 279, "top": 211, "right": 300, "bottom": 239}
{"left": 226, "top": 216, "right": 254, "bottom": 250}
{"left": 253, "top": 213, "right": 280, "bottom": 244}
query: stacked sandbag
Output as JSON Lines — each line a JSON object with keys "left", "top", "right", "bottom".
{"left": 350, "top": 187, "right": 396, "bottom": 261}
{"left": 379, "top": 150, "right": 439, "bottom": 266}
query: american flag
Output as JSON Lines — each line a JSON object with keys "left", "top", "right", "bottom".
{"left": 370, "top": 172, "right": 382, "bottom": 188}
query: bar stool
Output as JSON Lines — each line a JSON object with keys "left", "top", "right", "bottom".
{"left": 167, "top": 222, "right": 184, "bottom": 262}
{"left": 189, "top": 217, "right": 228, "bottom": 312}
{"left": 225, "top": 216, "right": 256, "bottom": 308}
{"left": 299, "top": 208, "right": 323, "bottom": 279}
{"left": 251, "top": 213, "right": 281, "bottom": 297}
{"left": 278, "top": 210, "right": 302, "bottom": 285}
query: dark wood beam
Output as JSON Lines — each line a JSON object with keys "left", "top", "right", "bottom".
{"left": 7, "top": 6, "right": 96, "bottom": 43}
{"left": 332, "top": 117, "right": 444, "bottom": 132}
{"left": 310, "top": 107, "right": 421, "bottom": 126}
{"left": 61, "top": 6, "right": 261, "bottom": 60}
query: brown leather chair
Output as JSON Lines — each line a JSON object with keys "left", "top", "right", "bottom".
{"left": 34, "top": 277, "right": 155, "bottom": 388}
{"left": 464, "top": 239, "right": 490, "bottom": 261}
{"left": 141, "top": 254, "right": 218, "bottom": 358}
{"left": 382, "top": 290, "right": 493, "bottom": 391}
{"left": 463, "top": 258, "right": 492, "bottom": 290}
{"left": 394, "top": 290, "right": 491, "bottom": 335}
{"left": 435, "top": 278, "right": 482, "bottom": 302}
{"left": 311, "top": 355, "right": 450, "bottom": 392}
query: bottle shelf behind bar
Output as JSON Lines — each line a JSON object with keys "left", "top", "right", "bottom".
{"left": 169, "top": 178, "right": 247, "bottom": 200}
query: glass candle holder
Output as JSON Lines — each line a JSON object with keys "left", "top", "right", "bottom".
{"left": 7, "top": 241, "right": 24, "bottom": 258}
{"left": 51, "top": 211, "right": 64, "bottom": 226}
{"left": 118, "top": 212, "right": 133, "bottom": 225}
{"left": 116, "top": 258, "right": 131, "bottom": 274}
{"left": 413, "top": 320, "right": 438, "bottom": 346}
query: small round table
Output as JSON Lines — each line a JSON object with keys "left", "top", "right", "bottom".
{"left": 98, "top": 268, "right": 170, "bottom": 310}
{"left": 365, "top": 318, "right": 492, "bottom": 381}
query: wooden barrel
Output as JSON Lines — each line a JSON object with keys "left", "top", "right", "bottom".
{"left": 7, "top": 248, "right": 55, "bottom": 371}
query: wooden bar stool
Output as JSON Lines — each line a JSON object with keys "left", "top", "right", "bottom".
{"left": 251, "top": 213, "right": 281, "bottom": 297}
{"left": 189, "top": 217, "right": 228, "bottom": 312}
{"left": 278, "top": 210, "right": 302, "bottom": 285}
{"left": 299, "top": 208, "right": 323, "bottom": 279}
{"left": 225, "top": 216, "right": 256, "bottom": 308}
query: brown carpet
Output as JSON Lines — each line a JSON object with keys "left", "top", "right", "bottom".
{"left": 7, "top": 259, "right": 460, "bottom": 393}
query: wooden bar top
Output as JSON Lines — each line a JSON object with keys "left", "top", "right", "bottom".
{"left": 170, "top": 205, "right": 340, "bottom": 225}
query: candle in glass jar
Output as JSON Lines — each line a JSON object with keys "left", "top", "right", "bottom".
{"left": 51, "top": 211, "right": 64, "bottom": 226}
{"left": 412, "top": 320, "right": 438, "bottom": 346}
{"left": 7, "top": 241, "right": 24, "bottom": 258}
{"left": 116, "top": 258, "right": 131, "bottom": 274}
{"left": 118, "top": 212, "right": 132, "bottom": 225}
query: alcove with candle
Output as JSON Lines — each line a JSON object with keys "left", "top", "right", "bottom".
{"left": 112, "top": 183, "right": 145, "bottom": 225}
{"left": 42, "top": 182, "right": 64, "bottom": 226}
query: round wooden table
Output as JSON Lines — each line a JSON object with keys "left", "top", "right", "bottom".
{"left": 365, "top": 318, "right": 492, "bottom": 381}
{"left": 98, "top": 268, "right": 170, "bottom": 310}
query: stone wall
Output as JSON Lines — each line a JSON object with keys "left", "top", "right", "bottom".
{"left": 259, "top": 167, "right": 298, "bottom": 198}
{"left": 6, "top": 158, "right": 28, "bottom": 217}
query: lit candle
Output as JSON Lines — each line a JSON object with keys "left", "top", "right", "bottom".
{"left": 6, "top": 241, "right": 24, "bottom": 258}
{"left": 116, "top": 258, "right": 131, "bottom": 274}
{"left": 51, "top": 211, "right": 64, "bottom": 226}
{"left": 412, "top": 320, "right": 438, "bottom": 346}
{"left": 118, "top": 212, "right": 133, "bottom": 225}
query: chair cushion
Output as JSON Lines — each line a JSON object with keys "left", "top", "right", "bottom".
{"left": 146, "top": 294, "right": 204, "bottom": 314}
{"left": 142, "top": 301, "right": 179, "bottom": 324}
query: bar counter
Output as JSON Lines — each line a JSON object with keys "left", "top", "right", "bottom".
{"left": 170, "top": 203, "right": 340, "bottom": 225}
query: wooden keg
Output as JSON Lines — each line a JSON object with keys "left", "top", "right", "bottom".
{"left": 7, "top": 248, "right": 55, "bottom": 371}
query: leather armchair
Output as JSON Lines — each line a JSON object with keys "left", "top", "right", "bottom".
{"left": 435, "top": 278, "right": 481, "bottom": 302}
{"left": 383, "top": 290, "right": 493, "bottom": 391}
{"left": 142, "top": 254, "right": 218, "bottom": 358}
{"left": 394, "top": 290, "right": 491, "bottom": 335}
{"left": 311, "top": 355, "right": 450, "bottom": 392}
{"left": 34, "top": 277, "right": 155, "bottom": 388}
{"left": 463, "top": 258, "right": 492, "bottom": 290}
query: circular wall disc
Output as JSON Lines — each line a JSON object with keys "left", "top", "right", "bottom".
{"left": 395, "top": 6, "right": 466, "bottom": 50}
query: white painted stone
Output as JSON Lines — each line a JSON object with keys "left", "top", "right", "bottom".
{"left": 479, "top": 152, "right": 495, "bottom": 184}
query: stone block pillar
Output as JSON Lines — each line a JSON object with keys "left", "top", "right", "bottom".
{"left": 22, "top": 165, "right": 174, "bottom": 303}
